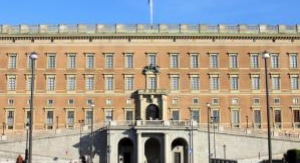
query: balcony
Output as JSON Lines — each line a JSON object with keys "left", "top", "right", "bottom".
{"left": 137, "top": 89, "right": 168, "bottom": 95}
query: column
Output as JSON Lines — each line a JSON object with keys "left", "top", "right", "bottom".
{"left": 162, "top": 95, "right": 168, "bottom": 120}
{"left": 164, "top": 134, "right": 170, "bottom": 163}
{"left": 137, "top": 132, "right": 143, "bottom": 163}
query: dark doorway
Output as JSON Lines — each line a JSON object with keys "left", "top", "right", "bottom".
{"left": 146, "top": 104, "right": 159, "bottom": 120}
{"left": 118, "top": 138, "right": 134, "bottom": 163}
{"left": 145, "top": 138, "right": 161, "bottom": 163}
{"left": 171, "top": 138, "right": 188, "bottom": 163}
{"left": 124, "top": 152, "right": 131, "bottom": 163}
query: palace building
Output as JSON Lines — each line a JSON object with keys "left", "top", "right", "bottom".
{"left": 1, "top": 24, "right": 300, "bottom": 163}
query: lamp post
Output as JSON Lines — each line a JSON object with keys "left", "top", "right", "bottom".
{"left": 189, "top": 110, "right": 194, "bottom": 163}
{"left": 211, "top": 116, "right": 216, "bottom": 158}
{"left": 90, "top": 103, "right": 95, "bottom": 163}
{"left": 2, "top": 122, "right": 5, "bottom": 135}
{"left": 79, "top": 120, "right": 85, "bottom": 155}
{"left": 223, "top": 144, "right": 226, "bottom": 159}
{"left": 25, "top": 123, "right": 29, "bottom": 163}
{"left": 206, "top": 103, "right": 211, "bottom": 163}
{"left": 262, "top": 51, "right": 272, "bottom": 163}
{"left": 28, "top": 52, "right": 38, "bottom": 163}
{"left": 56, "top": 116, "right": 59, "bottom": 129}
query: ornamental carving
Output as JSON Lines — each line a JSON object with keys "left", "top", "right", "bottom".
{"left": 142, "top": 64, "right": 160, "bottom": 74}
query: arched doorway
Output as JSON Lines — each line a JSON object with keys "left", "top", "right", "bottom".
{"left": 145, "top": 138, "right": 161, "bottom": 163}
{"left": 146, "top": 104, "right": 159, "bottom": 120}
{"left": 118, "top": 138, "right": 134, "bottom": 163}
{"left": 171, "top": 138, "right": 188, "bottom": 163}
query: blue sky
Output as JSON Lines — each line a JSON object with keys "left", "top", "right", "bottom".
{"left": 0, "top": 0, "right": 299, "bottom": 25}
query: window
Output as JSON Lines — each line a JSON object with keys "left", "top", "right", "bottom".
{"left": 210, "top": 54, "right": 218, "bottom": 68}
{"left": 271, "top": 54, "right": 279, "bottom": 68}
{"left": 8, "top": 54, "right": 17, "bottom": 69}
{"left": 67, "top": 110, "right": 75, "bottom": 128}
{"left": 148, "top": 77, "right": 157, "bottom": 89}
{"left": 125, "top": 76, "right": 134, "bottom": 91}
{"left": 106, "top": 99, "right": 112, "bottom": 105}
{"left": 190, "top": 76, "right": 200, "bottom": 91}
{"left": 124, "top": 53, "right": 133, "bottom": 68}
{"left": 125, "top": 110, "right": 134, "bottom": 122}
{"left": 172, "top": 110, "right": 180, "bottom": 120}
{"left": 126, "top": 99, "right": 132, "bottom": 105}
{"left": 274, "top": 109, "right": 282, "bottom": 123}
{"left": 253, "top": 109, "right": 262, "bottom": 127}
{"left": 8, "top": 99, "right": 14, "bottom": 105}
{"left": 210, "top": 76, "right": 219, "bottom": 90}
{"left": 67, "top": 76, "right": 76, "bottom": 91}
{"left": 272, "top": 76, "right": 280, "bottom": 90}
{"left": 46, "top": 110, "right": 54, "bottom": 129}
{"left": 192, "top": 98, "right": 199, "bottom": 105}
{"left": 25, "top": 110, "right": 30, "bottom": 124}
{"left": 26, "top": 76, "right": 32, "bottom": 91}
{"left": 229, "top": 54, "right": 238, "bottom": 69}
{"left": 190, "top": 54, "right": 199, "bottom": 68}
{"left": 274, "top": 98, "right": 280, "bottom": 105}
{"left": 253, "top": 98, "right": 260, "bottom": 105}
{"left": 212, "top": 98, "right": 219, "bottom": 105}
{"left": 85, "top": 76, "right": 94, "bottom": 91}
{"left": 293, "top": 97, "right": 299, "bottom": 104}
{"left": 191, "top": 110, "right": 200, "bottom": 123}
{"left": 251, "top": 76, "right": 260, "bottom": 90}
{"left": 231, "top": 109, "right": 240, "bottom": 127}
{"left": 172, "top": 99, "right": 179, "bottom": 105}
{"left": 291, "top": 76, "right": 299, "bottom": 90}
{"left": 171, "top": 76, "right": 179, "bottom": 90}
{"left": 170, "top": 54, "right": 179, "bottom": 68}
{"left": 67, "top": 54, "right": 76, "bottom": 69}
{"left": 105, "top": 53, "right": 114, "bottom": 68}
{"left": 230, "top": 76, "right": 239, "bottom": 90}
{"left": 231, "top": 98, "right": 239, "bottom": 105}
{"left": 47, "top": 54, "right": 56, "bottom": 69}
{"left": 7, "top": 110, "right": 14, "bottom": 129}
{"left": 250, "top": 54, "right": 259, "bottom": 68}
{"left": 27, "top": 55, "right": 32, "bottom": 69}
{"left": 105, "top": 110, "right": 113, "bottom": 121}
{"left": 47, "top": 76, "right": 56, "bottom": 91}
{"left": 211, "top": 110, "right": 220, "bottom": 123}
{"left": 293, "top": 110, "right": 300, "bottom": 123}
{"left": 147, "top": 54, "right": 156, "bottom": 65}
{"left": 105, "top": 76, "right": 114, "bottom": 91}
{"left": 47, "top": 99, "right": 54, "bottom": 105}
{"left": 290, "top": 53, "right": 298, "bottom": 68}
{"left": 87, "top": 99, "right": 94, "bottom": 105}
{"left": 7, "top": 76, "right": 16, "bottom": 91}
{"left": 68, "top": 99, "right": 74, "bottom": 105}
{"left": 86, "top": 53, "right": 94, "bottom": 69}
{"left": 85, "top": 110, "right": 92, "bottom": 124}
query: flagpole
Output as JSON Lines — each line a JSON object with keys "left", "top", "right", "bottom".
{"left": 149, "top": 0, "right": 153, "bottom": 25}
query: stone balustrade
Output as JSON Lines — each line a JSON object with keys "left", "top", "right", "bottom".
{"left": 0, "top": 24, "right": 299, "bottom": 35}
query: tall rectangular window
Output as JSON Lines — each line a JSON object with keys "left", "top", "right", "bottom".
{"left": 271, "top": 54, "right": 279, "bottom": 68}
{"left": 26, "top": 77, "right": 32, "bottom": 91}
{"left": 86, "top": 110, "right": 92, "bottom": 124}
{"left": 274, "top": 110, "right": 282, "bottom": 123}
{"left": 170, "top": 54, "right": 179, "bottom": 68}
{"left": 67, "top": 111, "right": 75, "bottom": 127}
{"left": 8, "top": 76, "right": 16, "bottom": 91}
{"left": 293, "top": 110, "right": 300, "bottom": 123}
{"left": 148, "top": 54, "right": 156, "bottom": 65}
{"left": 254, "top": 110, "right": 262, "bottom": 124}
{"left": 85, "top": 77, "right": 94, "bottom": 91}
{"left": 125, "top": 54, "right": 133, "bottom": 68}
{"left": 210, "top": 54, "right": 218, "bottom": 68}
{"left": 8, "top": 54, "right": 17, "bottom": 69}
{"left": 68, "top": 54, "right": 76, "bottom": 69}
{"left": 105, "top": 54, "right": 114, "bottom": 68}
{"left": 290, "top": 53, "right": 298, "bottom": 68}
{"left": 291, "top": 76, "right": 299, "bottom": 90}
{"left": 191, "top": 110, "right": 200, "bottom": 123}
{"left": 67, "top": 76, "right": 76, "bottom": 91}
{"left": 47, "top": 54, "right": 56, "bottom": 69}
{"left": 7, "top": 110, "right": 14, "bottom": 129}
{"left": 105, "top": 77, "right": 114, "bottom": 91}
{"left": 47, "top": 77, "right": 55, "bottom": 91}
{"left": 190, "top": 54, "right": 199, "bottom": 68}
{"left": 212, "top": 110, "right": 220, "bottom": 123}
{"left": 125, "top": 77, "right": 134, "bottom": 90}
{"left": 86, "top": 54, "right": 94, "bottom": 69}
{"left": 171, "top": 76, "right": 179, "bottom": 90}
{"left": 172, "top": 110, "right": 180, "bottom": 121}
{"left": 210, "top": 76, "right": 219, "bottom": 90}
{"left": 231, "top": 109, "right": 240, "bottom": 126}
{"left": 251, "top": 76, "right": 260, "bottom": 90}
{"left": 251, "top": 54, "right": 259, "bottom": 68}
{"left": 46, "top": 110, "right": 54, "bottom": 127}
{"left": 229, "top": 54, "right": 238, "bottom": 69}
{"left": 105, "top": 110, "right": 113, "bottom": 121}
{"left": 272, "top": 76, "right": 280, "bottom": 90}
{"left": 190, "top": 76, "right": 200, "bottom": 91}
{"left": 230, "top": 76, "right": 239, "bottom": 90}
{"left": 125, "top": 110, "right": 134, "bottom": 121}
{"left": 148, "top": 77, "right": 157, "bottom": 89}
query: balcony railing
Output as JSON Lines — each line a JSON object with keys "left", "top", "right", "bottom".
{"left": 1, "top": 24, "right": 299, "bottom": 35}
